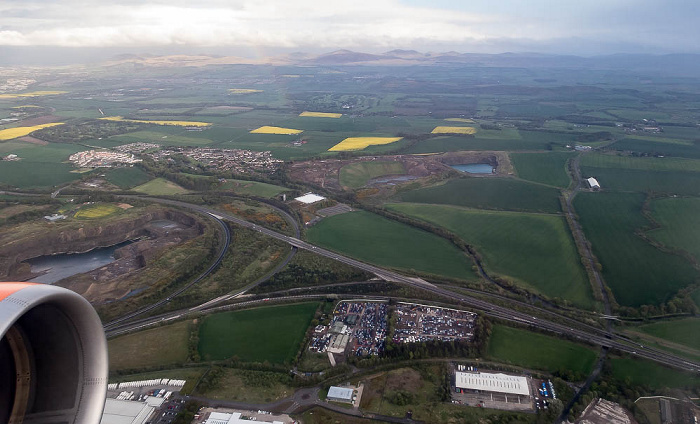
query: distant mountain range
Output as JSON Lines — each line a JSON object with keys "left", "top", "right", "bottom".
{"left": 98, "top": 49, "right": 700, "bottom": 77}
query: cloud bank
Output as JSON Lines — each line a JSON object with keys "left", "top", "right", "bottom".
{"left": 0, "top": 0, "right": 697, "bottom": 55}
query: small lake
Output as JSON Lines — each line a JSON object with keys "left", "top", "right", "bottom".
{"left": 27, "top": 241, "right": 132, "bottom": 284}
{"left": 450, "top": 163, "right": 495, "bottom": 174}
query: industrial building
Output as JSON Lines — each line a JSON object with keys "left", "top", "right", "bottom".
{"left": 586, "top": 177, "right": 601, "bottom": 190}
{"left": 455, "top": 371, "right": 530, "bottom": 397}
{"left": 100, "top": 397, "right": 164, "bottom": 424}
{"left": 327, "top": 386, "right": 354, "bottom": 403}
{"left": 294, "top": 192, "right": 326, "bottom": 204}
{"left": 205, "top": 411, "right": 285, "bottom": 424}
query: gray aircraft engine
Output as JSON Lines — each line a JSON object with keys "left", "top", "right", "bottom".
{"left": 0, "top": 282, "right": 108, "bottom": 424}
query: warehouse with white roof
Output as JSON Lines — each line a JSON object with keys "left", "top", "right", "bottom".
{"left": 295, "top": 192, "right": 326, "bottom": 204}
{"left": 205, "top": 411, "right": 284, "bottom": 424}
{"left": 586, "top": 177, "right": 601, "bottom": 190}
{"left": 455, "top": 371, "right": 531, "bottom": 397}
{"left": 327, "top": 386, "right": 354, "bottom": 403}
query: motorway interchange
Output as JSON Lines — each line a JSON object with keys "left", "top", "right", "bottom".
{"left": 105, "top": 196, "right": 700, "bottom": 375}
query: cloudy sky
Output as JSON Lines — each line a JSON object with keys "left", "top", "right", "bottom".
{"left": 0, "top": 0, "right": 698, "bottom": 57}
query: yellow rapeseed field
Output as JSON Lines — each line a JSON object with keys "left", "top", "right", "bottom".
{"left": 99, "top": 117, "right": 211, "bottom": 127}
{"left": 445, "top": 118, "right": 475, "bottom": 123}
{"left": 228, "top": 89, "right": 263, "bottom": 94}
{"left": 0, "top": 123, "right": 64, "bottom": 141}
{"left": 0, "top": 91, "right": 67, "bottom": 99}
{"left": 328, "top": 137, "right": 403, "bottom": 152}
{"left": 11, "top": 105, "right": 42, "bottom": 109}
{"left": 250, "top": 126, "right": 303, "bottom": 135}
{"left": 299, "top": 111, "right": 342, "bottom": 118}
{"left": 431, "top": 126, "right": 477, "bottom": 135}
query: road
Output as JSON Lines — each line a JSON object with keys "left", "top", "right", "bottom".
{"left": 105, "top": 195, "right": 301, "bottom": 326}
{"left": 103, "top": 214, "right": 231, "bottom": 329}
{"left": 104, "top": 197, "right": 700, "bottom": 373}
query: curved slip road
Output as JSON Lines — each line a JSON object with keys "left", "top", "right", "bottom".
{"left": 105, "top": 197, "right": 700, "bottom": 374}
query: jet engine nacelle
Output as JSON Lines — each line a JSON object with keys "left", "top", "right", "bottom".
{"left": 0, "top": 283, "right": 107, "bottom": 424}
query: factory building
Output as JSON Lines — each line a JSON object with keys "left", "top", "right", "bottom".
{"left": 327, "top": 386, "right": 354, "bottom": 403}
{"left": 205, "top": 411, "right": 284, "bottom": 424}
{"left": 455, "top": 371, "right": 531, "bottom": 398}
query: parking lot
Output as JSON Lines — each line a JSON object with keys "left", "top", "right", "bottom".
{"left": 393, "top": 302, "right": 477, "bottom": 343}
{"left": 309, "top": 301, "right": 479, "bottom": 358}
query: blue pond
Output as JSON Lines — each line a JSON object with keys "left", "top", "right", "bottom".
{"left": 27, "top": 241, "right": 132, "bottom": 284}
{"left": 450, "top": 163, "right": 495, "bottom": 174}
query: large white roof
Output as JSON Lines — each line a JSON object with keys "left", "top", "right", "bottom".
{"left": 205, "top": 411, "right": 284, "bottom": 424}
{"left": 327, "top": 386, "right": 354, "bottom": 400}
{"left": 455, "top": 372, "right": 530, "bottom": 396}
{"left": 586, "top": 177, "right": 600, "bottom": 188}
{"left": 101, "top": 399, "right": 154, "bottom": 424}
{"left": 295, "top": 193, "right": 326, "bottom": 204}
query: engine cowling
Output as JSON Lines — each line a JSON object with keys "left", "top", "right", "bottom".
{"left": 0, "top": 283, "right": 107, "bottom": 424}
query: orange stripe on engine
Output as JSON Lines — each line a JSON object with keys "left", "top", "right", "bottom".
{"left": 0, "top": 283, "right": 37, "bottom": 302}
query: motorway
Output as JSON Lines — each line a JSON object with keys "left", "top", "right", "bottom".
{"left": 103, "top": 214, "right": 231, "bottom": 330}
{"left": 106, "top": 197, "right": 700, "bottom": 374}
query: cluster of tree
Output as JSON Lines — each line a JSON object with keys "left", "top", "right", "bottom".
{"left": 163, "top": 172, "right": 220, "bottom": 191}
{"left": 172, "top": 401, "right": 202, "bottom": 424}
{"left": 560, "top": 115, "right": 617, "bottom": 127}
{"left": 254, "top": 262, "right": 372, "bottom": 293}
{"left": 0, "top": 205, "right": 55, "bottom": 226}
{"left": 617, "top": 293, "right": 699, "bottom": 318}
{"left": 32, "top": 119, "right": 143, "bottom": 143}
{"left": 575, "top": 131, "right": 615, "bottom": 142}
{"left": 186, "top": 320, "right": 201, "bottom": 362}
{"left": 385, "top": 389, "right": 415, "bottom": 406}
{"left": 196, "top": 366, "right": 225, "bottom": 393}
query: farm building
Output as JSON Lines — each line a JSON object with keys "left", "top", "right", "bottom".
{"left": 205, "top": 411, "right": 283, "bottom": 424}
{"left": 586, "top": 177, "right": 601, "bottom": 190}
{"left": 327, "top": 386, "right": 354, "bottom": 403}
{"left": 455, "top": 371, "right": 531, "bottom": 397}
{"left": 295, "top": 192, "right": 326, "bottom": 204}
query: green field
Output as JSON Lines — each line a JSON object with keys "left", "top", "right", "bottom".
{"left": 0, "top": 141, "right": 89, "bottom": 188}
{"left": 510, "top": 152, "right": 574, "bottom": 188}
{"left": 398, "top": 178, "right": 563, "bottom": 213}
{"left": 387, "top": 203, "right": 593, "bottom": 307}
{"left": 133, "top": 177, "right": 190, "bottom": 195}
{"left": 487, "top": 325, "right": 597, "bottom": 375}
{"left": 219, "top": 179, "right": 288, "bottom": 198}
{"left": 609, "top": 357, "right": 700, "bottom": 389}
{"left": 339, "top": 161, "right": 406, "bottom": 189}
{"left": 635, "top": 318, "right": 700, "bottom": 351}
{"left": 108, "top": 320, "right": 192, "bottom": 371}
{"left": 610, "top": 137, "right": 700, "bottom": 159}
{"left": 104, "top": 167, "right": 151, "bottom": 189}
{"left": 581, "top": 153, "right": 700, "bottom": 173}
{"left": 198, "top": 302, "right": 318, "bottom": 363}
{"left": 581, "top": 166, "right": 700, "bottom": 196}
{"left": 574, "top": 192, "right": 698, "bottom": 307}
{"left": 74, "top": 203, "right": 122, "bottom": 219}
{"left": 647, "top": 197, "right": 700, "bottom": 262}
{"left": 305, "top": 210, "right": 476, "bottom": 281}
{"left": 405, "top": 129, "right": 580, "bottom": 154}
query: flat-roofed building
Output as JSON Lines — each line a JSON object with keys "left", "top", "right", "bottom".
{"left": 327, "top": 386, "right": 354, "bottom": 403}
{"left": 295, "top": 192, "right": 326, "bottom": 204}
{"left": 100, "top": 398, "right": 155, "bottom": 424}
{"left": 455, "top": 371, "right": 530, "bottom": 397}
{"left": 205, "top": 411, "right": 284, "bottom": 424}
